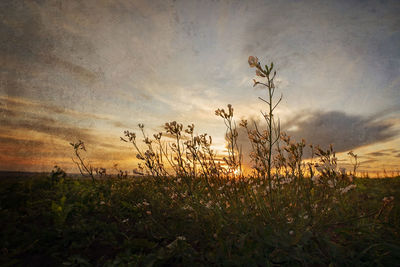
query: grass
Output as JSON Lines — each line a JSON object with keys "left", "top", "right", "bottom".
{"left": 0, "top": 175, "right": 399, "bottom": 266}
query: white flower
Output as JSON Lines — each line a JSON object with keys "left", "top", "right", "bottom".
{"left": 383, "top": 196, "right": 395, "bottom": 203}
{"left": 340, "top": 184, "right": 356, "bottom": 194}
{"left": 289, "top": 230, "right": 294, "bottom": 235}
{"left": 311, "top": 175, "right": 320, "bottom": 184}
{"left": 182, "top": 205, "right": 193, "bottom": 211}
{"left": 248, "top": 56, "right": 259, "bottom": 68}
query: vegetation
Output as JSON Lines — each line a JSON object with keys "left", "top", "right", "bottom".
{"left": 1, "top": 57, "right": 399, "bottom": 266}
{"left": 0, "top": 175, "right": 399, "bottom": 266}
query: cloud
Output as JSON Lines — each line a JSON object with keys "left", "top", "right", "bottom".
{"left": 0, "top": 96, "right": 130, "bottom": 130}
{"left": 0, "top": 0, "right": 101, "bottom": 107}
{"left": 367, "top": 151, "right": 388, "bottom": 157}
{"left": 41, "top": 54, "right": 101, "bottom": 84}
{"left": 0, "top": 136, "right": 44, "bottom": 151}
{"left": 360, "top": 159, "right": 379, "bottom": 165}
{"left": 0, "top": 1, "right": 53, "bottom": 97}
{"left": 0, "top": 101, "right": 96, "bottom": 144}
{"left": 365, "top": 148, "right": 400, "bottom": 158}
{"left": 0, "top": 115, "right": 94, "bottom": 144}
{"left": 283, "top": 110, "right": 398, "bottom": 152}
{"left": 0, "top": 1, "right": 53, "bottom": 61}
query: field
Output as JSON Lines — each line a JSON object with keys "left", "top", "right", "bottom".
{"left": 1, "top": 59, "right": 400, "bottom": 266}
{"left": 1, "top": 174, "right": 399, "bottom": 266}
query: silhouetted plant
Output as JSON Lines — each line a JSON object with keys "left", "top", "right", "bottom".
{"left": 215, "top": 104, "right": 242, "bottom": 177}
{"left": 94, "top": 167, "right": 107, "bottom": 177}
{"left": 114, "top": 164, "right": 128, "bottom": 178}
{"left": 50, "top": 165, "right": 66, "bottom": 184}
{"left": 348, "top": 150, "right": 360, "bottom": 178}
{"left": 238, "top": 56, "right": 282, "bottom": 206}
{"left": 70, "top": 140, "right": 95, "bottom": 183}
{"left": 121, "top": 122, "right": 226, "bottom": 182}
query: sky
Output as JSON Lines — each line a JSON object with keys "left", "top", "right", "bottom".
{"left": 1, "top": 0, "right": 399, "bottom": 175}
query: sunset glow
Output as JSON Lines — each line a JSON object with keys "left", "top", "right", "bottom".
{"left": 1, "top": 0, "right": 399, "bottom": 175}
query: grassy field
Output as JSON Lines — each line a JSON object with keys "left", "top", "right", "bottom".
{"left": 1, "top": 174, "right": 399, "bottom": 266}
{"left": 2, "top": 58, "right": 398, "bottom": 266}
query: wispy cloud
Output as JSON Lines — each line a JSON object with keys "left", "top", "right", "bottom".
{"left": 367, "top": 151, "right": 388, "bottom": 157}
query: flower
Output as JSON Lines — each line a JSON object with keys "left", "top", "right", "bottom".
{"left": 182, "top": 204, "right": 193, "bottom": 211}
{"left": 248, "top": 56, "right": 259, "bottom": 68}
{"left": 311, "top": 175, "right": 320, "bottom": 184}
{"left": 340, "top": 184, "right": 356, "bottom": 194}
{"left": 383, "top": 196, "right": 395, "bottom": 204}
